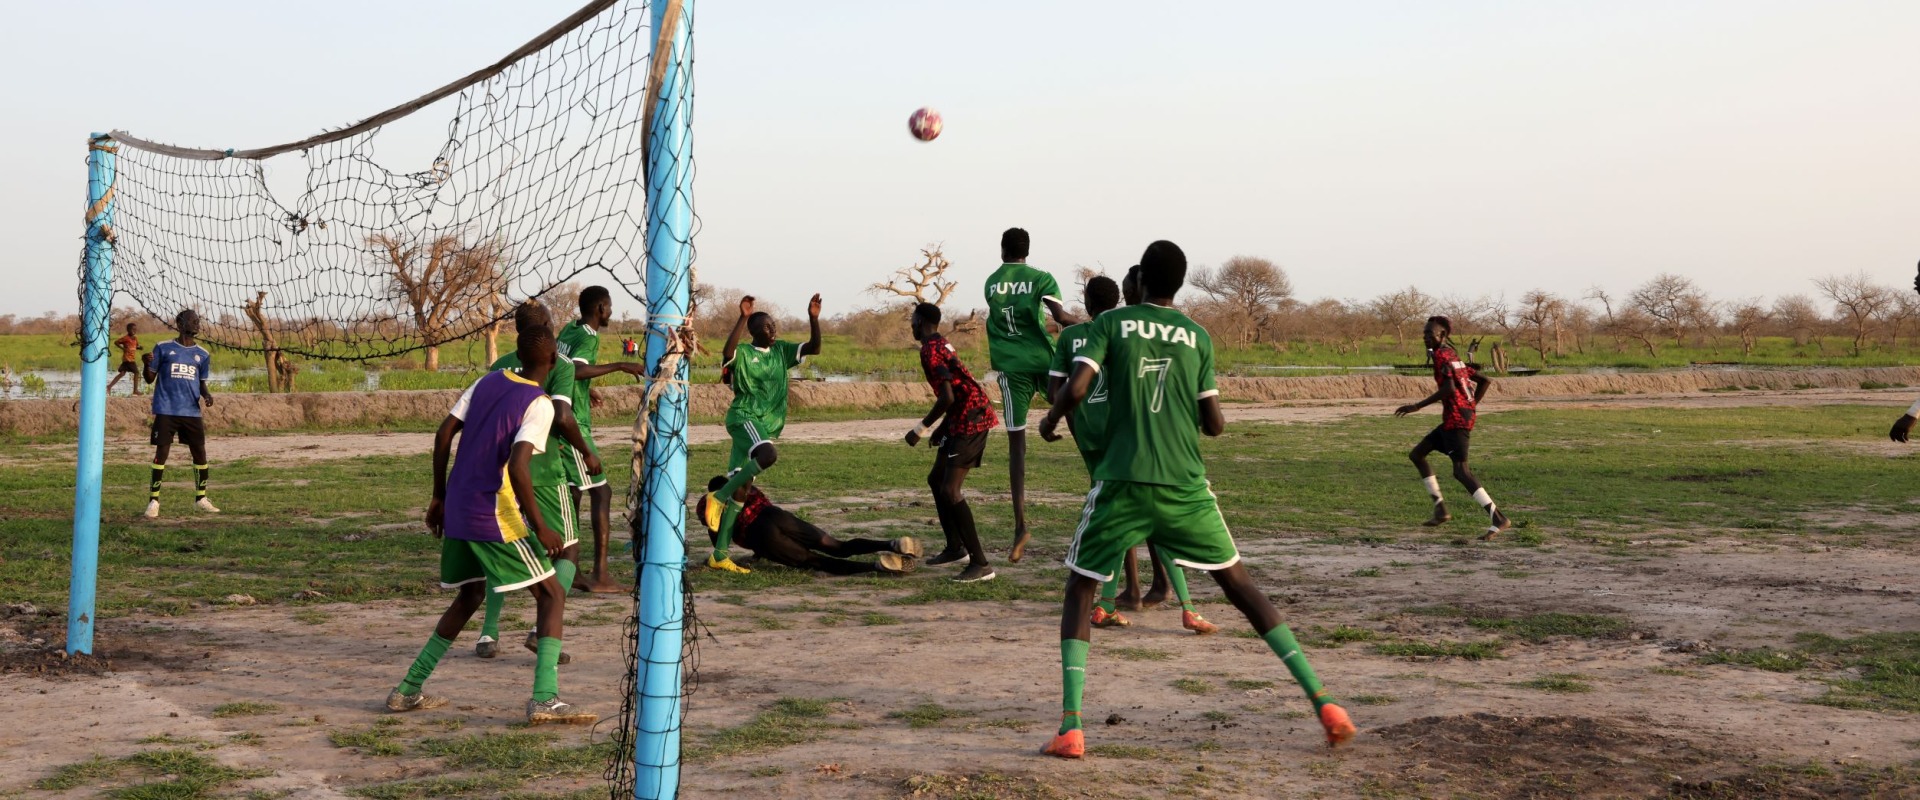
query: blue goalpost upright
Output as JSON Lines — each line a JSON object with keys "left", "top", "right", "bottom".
{"left": 68, "top": 133, "right": 116, "bottom": 656}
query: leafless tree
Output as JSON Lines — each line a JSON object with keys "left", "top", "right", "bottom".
{"left": 871, "top": 244, "right": 959, "bottom": 307}
{"left": 1813, "top": 272, "right": 1893, "bottom": 356}
{"left": 1881, "top": 292, "right": 1920, "bottom": 349}
{"left": 1725, "top": 297, "right": 1771, "bottom": 356}
{"left": 1370, "top": 286, "right": 1433, "bottom": 347}
{"left": 242, "top": 291, "right": 296, "bottom": 392}
{"left": 1191, "top": 256, "right": 1293, "bottom": 344}
{"left": 1769, "top": 294, "right": 1822, "bottom": 346}
{"left": 1434, "top": 293, "right": 1499, "bottom": 334}
{"left": 1628, "top": 273, "right": 1716, "bottom": 347}
{"left": 1512, "top": 290, "right": 1568, "bottom": 362}
{"left": 370, "top": 232, "right": 510, "bottom": 370}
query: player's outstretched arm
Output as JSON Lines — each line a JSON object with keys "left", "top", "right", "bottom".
{"left": 721, "top": 295, "right": 754, "bottom": 368}
{"left": 1199, "top": 396, "right": 1226, "bottom": 437}
{"left": 575, "top": 362, "right": 645, "bottom": 380}
{"left": 802, "top": 294, "right": 823, "bottom": 357}
{"left": 427, "top": 415, "right": 464, "bottom": 536}
{"left": 1396, "top": 389, "right": 1446, "bottom": 417}
{"left": 1038, "top": 362, "right": 1096, "bottom": 442}
{"left": 1043, "top": 298, "right": 1081, "bottom": 328}
{"left": 907, "top": 380, "right": 954, "bottom": 447}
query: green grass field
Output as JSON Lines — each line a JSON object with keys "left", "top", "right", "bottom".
{"left": 2, "top": 331, "right": 1915, "bottom": 396}
{"left": 1, "top": 404, "right": 1911, "bottom": 617}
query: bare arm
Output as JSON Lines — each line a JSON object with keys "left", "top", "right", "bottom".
{"left": 1038, "top": 362, "right": 1097, "bottom": 441}
{"left": 907, "top": 380, "right": 955, "bottom": 447}
{"left": 1471, "top": 373, "right": 1493, "bottom": 405}
{"left": 509, "top": 442, "right": 563, "bottom": 557}
{"left": 1200, "top": 396, "right": 1225, "bottom": 437}
{"left": 1396, "top": 389, "right": 1447, "bottom": 417}
{"left": 722, "top": 296, "right": 754, "bottom": 365}
{"left": 801, "top": 294, "right": 823, "bottom": 357}
{"left": 426, "top": 415, "right": 463, "bottom": 536}
{"left": 1043, "top": 298, "right": 1080, "bottom": 328}
{"left": 575, "top": 362, "right": 645, "bottom": 380}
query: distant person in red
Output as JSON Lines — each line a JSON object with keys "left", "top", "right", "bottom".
{"left": 107, "top": 322, "right": 142, "bottom": 396}
{"left": 1396, "top": 316, "right": 1511, "bottom": 540}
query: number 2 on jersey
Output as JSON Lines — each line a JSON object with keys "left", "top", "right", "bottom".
{"left": 1137, "top": 357, "right": 1172, "bottom": 413}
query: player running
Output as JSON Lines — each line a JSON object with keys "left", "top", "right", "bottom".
{"left": 474, "top": 301, "right": 607, "bottom": 661}
{"left": 555, "top": 287, "right": 648, "bottom": 592}
{"left": 107, "top": 322, "right": 142, "bottom": 396}
{"left": 388, "top": 324, "right": 595, "bottom": 726}
{"left": 143, "top": 310, "right": 217, "bottom": 518}
{"left": 1048, "top": 274, "right": 1217, "bottom": 636}
{"left": 701, "top": 292, "right": 824, "bottom": 574}
{"left": 984, "top": 227, "right": 1078, "bottom": 562}
{"left": 698, "top": 477, "right": 920, "bottom": 575}
{"left": 906, "top": 302, "right": 1001, "bottom": 583}
{"left": 1395, "top": 316, "right": 1511, "bottom": 540}
{"left": 1039, "top": 240, "right": 1356, "bottom": 758}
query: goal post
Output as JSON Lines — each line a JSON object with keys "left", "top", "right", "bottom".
{"left": 68, "top": 132, "right": 117, "bottom": 656}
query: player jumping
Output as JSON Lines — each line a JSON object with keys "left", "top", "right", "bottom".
{"left": 143, "top": 310, "right": 216, "bottom": 518}
{"left": 389, "top": 324, "right": 595, "bottom": 726}
{"left": 1395, "top": 316, "right": 1511, "bottom": 540}
{"left": 107, "top": 322, "right": 142, "bottom": 396}
{"left": 698, "top": 477, "right": 920, "bottom": 575}
{"left": 702, "top": 292, "right": 824, "bottom": 574}
{"left": 1049, "top": 275, "right": 1218, "bottom": 635}
{"left": 1039, "top": 240, "right": 1356, "bottom": 757}
{"left": 555, "top": 286, "right": 648, "bottom": 592}
{"left": 475, "top": 301, "right": 606, "bottom": 661}
{"left": 984, "top": 227, "right": 1078, "bottom": 562}
{"left": 906, "top": 302, "right": 1000, "bottom": 583}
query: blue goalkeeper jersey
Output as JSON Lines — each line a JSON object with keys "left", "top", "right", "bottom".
{"left": 149, "top": 340, "right": 210, "bottom": 417}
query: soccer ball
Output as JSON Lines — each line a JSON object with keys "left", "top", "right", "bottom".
{"left": 908, "top": 107, "right": 942, "bottom": 142}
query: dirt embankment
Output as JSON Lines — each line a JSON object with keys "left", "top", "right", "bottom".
{"left": 6, "top": 366, "right": 1917, "bottom": 437}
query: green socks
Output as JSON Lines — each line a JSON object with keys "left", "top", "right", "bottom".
{"left": 1096, "top": 579, "right": 1119, "bottom": 614}
{"left": 554, "top": 558, "right": 578, "bottom": 596}
{"left": 149, "top": 464, "right": 164, "bottom": 500}
{"left": 532, "top": 636, "right": 563, "bottom": 702}
{"left": 1262, "top": 625, "right": 1334, "bottom": 710}
{"left": 481, "top": 586, "right": 503, "bottom": 640}
{"left": 399, "top": 633, "right": 453, "bottom": 695}
{"left": 1159, "top": 552, "right": 1195, "bottom": 612}
{"left": 194, "top": 463, "right": 209, "bottom": 498}
{"left": 711, "top": 461, "right": 764, "bottom": 559}
{"left": 1060, "top": 638, "right": 1088, "bottom": 733}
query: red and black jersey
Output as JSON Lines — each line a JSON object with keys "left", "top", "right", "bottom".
{"left": 737, "top": 485, "right": 772, "bottom": 530}
{"left": 919, "top": 334, "right": 999, "bottom": 438}
{"left": 1431, "top": 345, "right": 1478, "bottom": 431}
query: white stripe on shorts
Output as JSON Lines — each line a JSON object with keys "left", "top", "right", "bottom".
{"left": 572, "top": 444, "right": 607, "bottom": 489}
{"left": 493, "top": 538, "right": 557, "bottom": 593}
{"left": 1062, "top": 481, "right": 1111, "bottom": 581}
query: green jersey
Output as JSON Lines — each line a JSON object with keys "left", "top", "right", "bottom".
{"left": 486, "top": 354, "right": 577, "bottom": 487}
{"left": 724, "top": 340, "right": 804, "bottom": 427}
{"left": 984, "top": 263, "right": 1063, "bottom": 374}
{"left": 556, "top": 320, "right": 601, "bottom": 427}
{"left": 1076, "top": 304, "right": 1218, "bottom": 487}
{"left": 1049, "top": 320, "right": 1110, "bottom": 460}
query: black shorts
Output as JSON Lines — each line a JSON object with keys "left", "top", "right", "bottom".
{"left": 1418, "top": 426, "right": 1471, "bottom": 461}
{"left": 116, "top": 360, "right": 139, "bottom": 375}
{"left": 936, "top": 430, "right": 988, "bottom": 470}
{"left": 152, "top": 414, "right": 207, "bottom": 451}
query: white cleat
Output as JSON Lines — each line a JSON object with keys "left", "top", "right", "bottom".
{"left": 195, "top": 497, "right": 221, "bottom": 513}
{"left": 144, "top": 500, "right": 160, "bottom": 519}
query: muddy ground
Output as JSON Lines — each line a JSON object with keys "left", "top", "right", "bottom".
{"left": 6, "top": 388, "right": 1920, "bottom": 799}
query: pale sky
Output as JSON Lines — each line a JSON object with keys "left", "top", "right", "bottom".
{"left": 4, "top": 1, "right": 1917, "bottom": 320}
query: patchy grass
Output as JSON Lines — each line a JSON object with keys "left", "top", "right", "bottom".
{"left": 1172, "top": 678, "right": 1214, "bottom": 695}
{"left": 860, "top": 612, "right": 901, "bottom": 626}
{"left": 211, "top": 701, "right": 282, "bottom": 718}
{"left": 291, "top": 608, "right": 331, "bottom": 625}
{"left": 1086, "top": 743, "right": 1162, "bottom": 760}
{"left": 1374, "top": 640, "right": 1504, "bottom": 660}
{"left": 330, "top": 725, "right": 404, "bottom": 757}
{"left": 1348, "top": 567, "right": 1382, "bottom": 578}
{"left": 901, "top": 771, "right": 1067, "bottom": 800}
{"left": 1108, "top": 646, "right": 1175, "bottom": 662}
{"left": 1701, "top": 648, "right": 1813, "bottom": 673}
{"left": 1226, "top": 679, "right": 1275, "bottom": 691}
{"left": 37, "top": 748, "right": 271, "bottom": 796}
{"left": 1465, "top": 612, "right": 1631, "bottom": 642}
{"left": 888, "top": 702, "right": 976, "bottom": 729}
{"left": 688, "top": 697, "right": 845, "bottom": 761}
{"left": 1347, "top": 693, "right": 1398, "bottom": 706}
{"left": 1515, "top": 673, "right": 1597, "bottom": 693}
{"left": 1299, "top": 624, "right": 1380, "bottom": 648}
{"left": 1796, "top": 632, "right": 1920, "bottom": 712}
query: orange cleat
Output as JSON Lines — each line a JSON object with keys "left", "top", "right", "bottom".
{"left": 1042, "top": 728, "right": 1085, "bottom": 759}
{"left": 1181, "top": 610, "right": 1219, "bottom": 635}
{"left": 1090, "top": 607, "right": 1131, "bottom": 628}
{"left": 1318, "top": 703, "right": 1358, "bottom": 748}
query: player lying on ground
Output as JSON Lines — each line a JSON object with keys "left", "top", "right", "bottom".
{"left": 906, "top": 302, "right": 1001, "bottom": 583}
{"left": 390, "top": 324, "right": 595, "bottom": 726}
{"left": 1047, "top": 274, "right": 1216, "bottom": 635}
{"left": 984, "top": 227, "right": 1079, "bottom": 563}
{"left": 143, "top": 310, "right": 217, "bottom": 518}
{"left": 1395, "top": 315, "right": 1512, "bottom": 540}
{"left": 476, "top": 301, "right": 607, "bottom": 661}
{"left": 555, "top": 286, "right": 648, "bottom": 592}
{"left": 107, "top": 321, "right": 142, "bottom": 397}
{"left": 697, "top": 477, "right": 920, "bottom": 575}
{"left": 703, "top": 292, "right": 824, "bottom": 574}
{"left": 1039, "top": 239, "right": 1356, "bottom": 758}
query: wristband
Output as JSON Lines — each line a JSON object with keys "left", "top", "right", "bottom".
{"left": 911, "top": 423, "right": 930, "bottom": 438}
{"left": 1906, "top": 398, "right": 1920, "bottom": 418}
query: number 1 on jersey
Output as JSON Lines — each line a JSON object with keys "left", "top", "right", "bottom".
{"left": 1001, "top": 306, "right": 1018, "bottom": 336}
{"left": 1138, "top": 357, "right": 1172, "bottom": 413}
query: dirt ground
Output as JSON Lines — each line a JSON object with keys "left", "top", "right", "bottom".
{"left": 8, "top": 387, "right": 1920, "bottom": 799}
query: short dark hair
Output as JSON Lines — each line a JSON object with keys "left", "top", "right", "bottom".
{"left": 513, "top": 300, "right": 551, "bottom": 333}
{"left": 1000, "top": 228, "right": 1030, "bottom": 262}
{"left": 579, "top": 285, "right": 611, "bottom": 312}
{"left": 913, "top": 302, "right": 942, "bottom": 325}
{"left": 707, "top": 475, "right": 728, "bottom": 494}
{"left": 747, "top": 311, "right": 772, "bottom": 333}
{"left": 125, "top": 321, "right": 136, "bottom": 331}
{"left": 1426, "top": 315, "right": 1452, "bottom": 335}
{"left": 1138, "top": 240, "right": 1187, "bottom": 298}
{"left": 175, "top": 309, "right": 198, "bottom": 327}
{"left": 516, "top": 324, "right": 556, "bottom": 361}
{"left": 1084, "top": 276, "right": 1120, "bottom": 314}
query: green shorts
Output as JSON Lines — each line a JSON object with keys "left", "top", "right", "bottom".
{"left": 995, "top": 370, "right": 1048, "bottom": 432}
{"left": 726, "top": 416, "right": 784, "bottom": 471}
{"left": 1077, "top": 446, "right": 1104, "bottom": 477}
{"left": 561, "top": 428, "right": 607, "bottom": 490}
{"left": 534, "top": 483, "right": 579, "bottom": 549}
{"left": 439, "top": 535, "right": 555, "bottom": 594}
{"left": 1065, "top": 480, "right": 1240, "bottom": 582}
